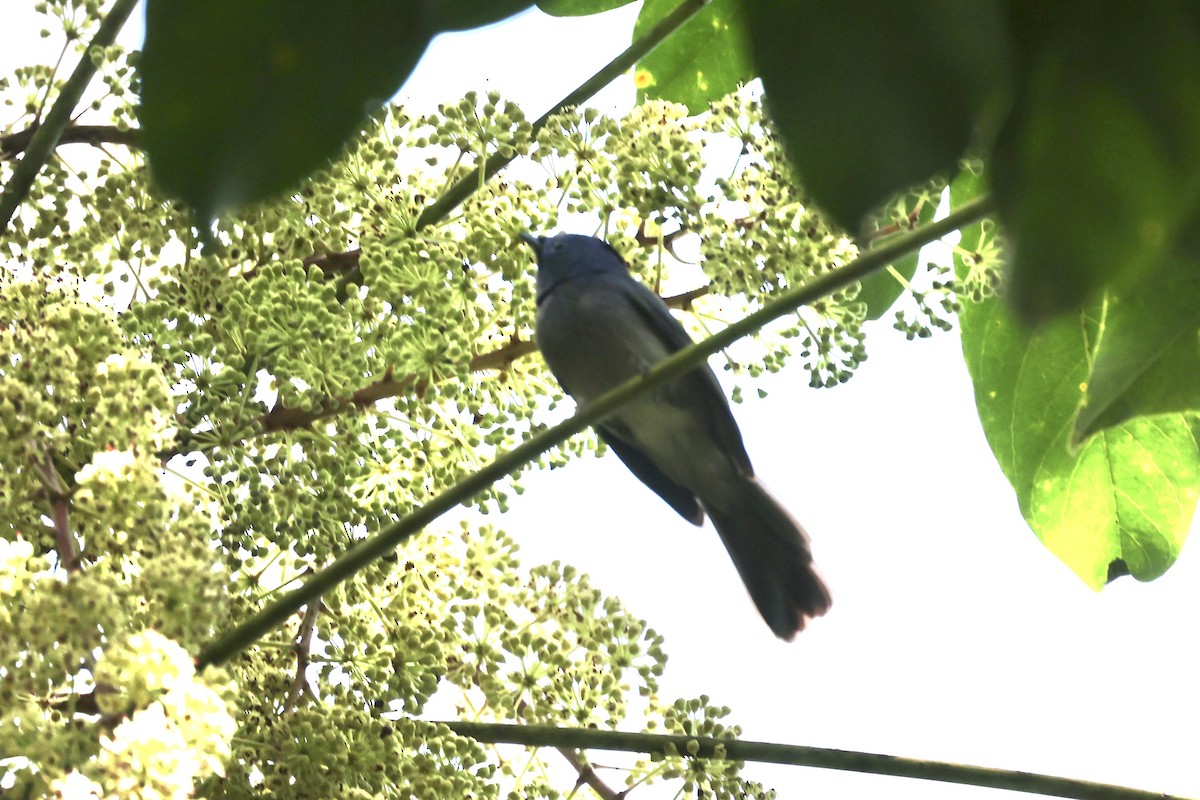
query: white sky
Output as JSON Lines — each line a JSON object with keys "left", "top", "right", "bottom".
{"left": 3, "top": 3, "right": 1198, "bottom": 799}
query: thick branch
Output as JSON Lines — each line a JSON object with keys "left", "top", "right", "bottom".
{"left": 443, "top": 722, "right": 1188, "bottom": 800}
{"left": 195, "top": 197, "right": 991, "bottom": 669}
{"left": 0, "top": 124, "right": 141, "bottom": 160}
{"left": 0, "top": 0, "right": 140, "bottom": 232}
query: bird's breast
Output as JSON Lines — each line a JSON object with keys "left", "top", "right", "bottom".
{"left": 536, "top": 281, "right": 671, "bottom": 404}
{"left": 536, "top": 279, "right": 740, "bottom": 497}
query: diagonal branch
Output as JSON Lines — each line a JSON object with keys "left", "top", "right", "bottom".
{"left": 0, "top": 0, "right": 140, "bottom": 232}
{"left": 559, "top": 748, "right": 623, "bottom": 800}
{"left": 443, "top": 722, "right": 1187, "bottom": 800}
{"left": 286, "top": 598, "right": 321, "bottom": 710}
{"left": 195, "top": 196, "right": 992, "bottom": 670}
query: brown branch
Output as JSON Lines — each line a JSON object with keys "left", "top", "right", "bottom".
{"left": 255, "top": 337, "right": 537, "bottom": 435}
{"left": 633, "top": 221, "right": 687, "bottom": 252}
{"left": 34, "top": 446, "right": 79, "bottom": 572}
{"left": 662, "top": 284, "right": 710, "bottom": 311}
{"left": 47, "top": 689, "right": 103, "bottom": 716}
{"left": 0, "top": 124, "right": 141, "bottom": 160}
{"left": 863, "top": 205, "right": 923, "bottom": 243}
{"left": 559, "top": 748, "right": 625, "bottom": 800}
{"left": 286, "top": 599, "right": 321, "bottom": 710}
{"left": 172, "top": 286, "right": 710, "bottom": 455}
{"left": 301, "top": 248, "right": 361, "bottom": 275}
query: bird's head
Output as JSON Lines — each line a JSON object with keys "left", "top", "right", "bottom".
{"left": 519, "top": 232, "right": 629, "bottom": 303}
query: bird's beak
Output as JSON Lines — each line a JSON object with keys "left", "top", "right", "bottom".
{"left": 518, "top": 232, "right": 542, "bottom": 254}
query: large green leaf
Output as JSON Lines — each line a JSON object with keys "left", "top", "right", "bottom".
{"left": 1073, "top": 258, "right": 1200, "bottom": 443}
{"left": 992, "top": 1, "right": 1200, "bottom": 323}
{"left": 740, "top": 0, "right": 1010, "bottom": 230}
{"left": 429, "top": 1, "right": 533, "bottom": 31}
{"left": 139, "top": 1, "right": 529, "bottom": 219}
{"left": 537, "top": 0, "right": 635, "bottom": 16}
{"left": 633, "top": 0, "right": 752, "bottom": 114}
{"left": 957, "top": 251, "right": 1200, "bottom": 590}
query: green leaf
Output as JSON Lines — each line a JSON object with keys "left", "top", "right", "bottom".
{"left": 1073, "top": 257, "right": 1200, "bottom": 443}
{"left": 537, "top": 0, "right": 635, "bottom": 16}
{"left": 139, "top": 0, "right": 529, "bottom": 219}
{"left": 949, "top": 164, "right": 989, "bottom": 228}
{"left": 857, "top": 188, "right": 940, "bottom": 321}
{"left": 431, "top": 1, "right": 534, "bottom": 31}
{"left": 992, "top": 1, "right": 1200, "bottom": 322}
{"left": 958, "top": 269, "right": 1199, "bottom": 589}
{"left": 740, "top": 0, "right": 1010, "bottom": 230}
{"left": 633, "top": 0, "right": 752, "bottom": 114}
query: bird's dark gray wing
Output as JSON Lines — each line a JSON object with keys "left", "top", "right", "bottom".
{"left": 540, "top": 339, "right": 703, "bottom": 526}
{"left": 595, "top": 425, "right": 705, "bottom": 525}
{"left": 619, "top": 279, "right": 754, "bottom": 475}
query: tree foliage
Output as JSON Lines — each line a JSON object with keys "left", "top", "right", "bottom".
{"left": 1, "top": 1, "right": 1197, "bottom": 799}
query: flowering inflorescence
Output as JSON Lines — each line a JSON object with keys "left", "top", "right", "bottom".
{"left": 3, "top": 6, "right": 972, "bottom": 794}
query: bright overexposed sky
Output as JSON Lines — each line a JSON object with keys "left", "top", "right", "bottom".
{"left": 3, "top": 3, "right": 1197, "bottom": 799}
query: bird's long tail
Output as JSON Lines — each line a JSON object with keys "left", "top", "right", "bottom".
{"left": 704, "top": 479, "right": 831, "bottom": 640}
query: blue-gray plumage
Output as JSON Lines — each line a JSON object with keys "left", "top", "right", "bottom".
{"left": 520, "top": 231, "right": 830, "bottom": 639}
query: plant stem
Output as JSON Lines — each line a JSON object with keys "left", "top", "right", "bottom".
{"left": 196, "top": 195, "right": 992, "bottom": 669}
{"left": 415, "top": 0, "right": 710, "bottom": 231}
{"left": 440, "top": 721, "right": 1189, "bottom": 800}
{"left": 0, "top": 0, "right": 140, "bottom": 233}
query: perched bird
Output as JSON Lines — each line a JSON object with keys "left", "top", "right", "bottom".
{"left": 520, "top": 232, "right": 830, "bottom": 639}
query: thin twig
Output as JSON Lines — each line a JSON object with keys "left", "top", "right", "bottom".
{"left": 559, "top": 748, "right": 623, "bottom": 800}
{"left": 34, "top": 446, "right": 79, "bottom": 572}
{"left": 286, "top": 600, "right": 321, "bottom": 710}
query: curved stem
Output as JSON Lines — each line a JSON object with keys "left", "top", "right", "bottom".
{"left": 195, "top": 196, "right": 992, "bottom": 669}
{"left": 0, "top": 0, "right": 140, "bottom": 232}
{"left": 441, "top": 721, "right": 1187, "bottom": 800}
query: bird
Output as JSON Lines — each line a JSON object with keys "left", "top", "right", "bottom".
{"left": 519, "top": 231, "right": 830, "bottom": 639}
